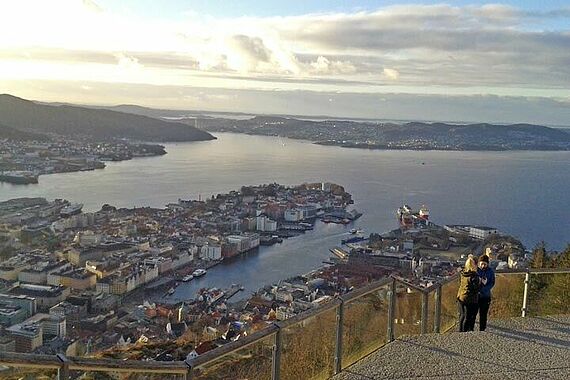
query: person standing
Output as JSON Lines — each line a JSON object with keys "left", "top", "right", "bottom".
{"left": 477, "top": 254, "right": 495, "bottom": 331}
{"left": 457, "top": 255, "right": 480, "bottom": 332}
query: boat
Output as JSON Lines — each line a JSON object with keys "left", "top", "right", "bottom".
{"left": 192, "top": 269, "right": 207, "bottom": 277}
{"left": 60, "top": 203, "right": 83, "bottom": 217}
{"left": 330, "top": 247, "right": 348, "bottom": 260}
{"left": 182, "top": 274, "right": 194, "bottom": 282}
{"left": 167, "top": 287, "right": 175, "bottom": 295}
{"left": 341, "top": 236, "right": 367, "bottom": 245}
{"left": 397, "top": 204, "right": 430, "bottom": 229}
{"left": 419, "top": 205, "right": 430, "bottom": 220}
{"left": 350, "top": 228, "right": 358, "bottom": 234}
{"left": 0, "top": 171, "right": 39, "bottom": 184}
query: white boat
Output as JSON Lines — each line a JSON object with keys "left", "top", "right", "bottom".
{"left": 167, "top": 287, "right": 175, "bottom": 295}
{"left": 61, "top": 203, "right": 83, "bottom": 217}
{"left": 182, "top": 274, "right": 194, "bottom": 282}
{"left": 192, "top": 269, "right": 207, "bottom": 277}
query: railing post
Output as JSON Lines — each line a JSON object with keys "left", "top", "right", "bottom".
{"left": 420, "top": 291, "right": 429, "bottom": 334}
{"left": 387, "top": 278, "right": 396, "bottom": 342}
{"left": 434, "top": 285, "right": 442, "bottom": 333}
{"left": 56, "top": 353, "right": 69, "bottom": 380}
{"left": 271, "top": 327, "right": 282, "bottom": 380}
{"left": 522, "top": 269, "right": 531, "bottom": 317}
{"left": 334, "top": 301, "right": 344, "bottom": 374}
{"left": 184, "top": 357, "right": 193, "bottom": 380}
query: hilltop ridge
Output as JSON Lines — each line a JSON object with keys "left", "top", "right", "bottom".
{"left": 0, "top": 94, "right": 215, "bottom": 142}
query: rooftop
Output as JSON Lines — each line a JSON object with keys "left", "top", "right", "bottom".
{"left": 9, "top": 283, "right": 67, "bottom": 297}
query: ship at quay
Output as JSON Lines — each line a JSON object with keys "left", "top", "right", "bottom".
{"left": 0, "top": 182, "right": 361, "bottom": 357}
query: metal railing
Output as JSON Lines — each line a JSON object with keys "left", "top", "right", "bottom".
{"left": 0, "top": 268, "right": 568, "bottom": 379}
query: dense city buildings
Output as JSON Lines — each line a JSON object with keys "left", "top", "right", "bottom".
{"left": 0, "top": 182, "right": 532, "bottom": 361}
{"left": 0, "top": 183, "right": 361, "bottom": 355}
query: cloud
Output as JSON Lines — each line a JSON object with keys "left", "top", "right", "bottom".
{"left": 4, "top": 79, "right": 570, "bottom": 125}
{"left": 383, "top": 68, "right": 400, "bottom": 81}
{"left": 0, "top": 1, "right": 569, "bottom": 105}
{"left": 115, "top": 53, "right": 142, "bottom": 69}
{"left": 309, "top": 56, "right": 356, "bottom": 75}
{"left": 82, "top": 0, "right": 102, "bottom": 13}
{"left": 227, "top": 35, "right": 273, "bottom": 72}
{"left": 230, "top": 35, "right": 272, "bottom": 63}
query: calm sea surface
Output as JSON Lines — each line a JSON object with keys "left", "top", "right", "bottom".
{"left": 1, "top": 133, "right": 569, "bottom": 300}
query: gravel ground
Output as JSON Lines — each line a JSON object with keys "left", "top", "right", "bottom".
{"left": 333, "top": 316, "right": 570, "bottom": 380}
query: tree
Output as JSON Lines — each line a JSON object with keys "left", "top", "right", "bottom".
{"left": 540, "top": 244, "right": 570, "bottom": 315}
{"left": 530, "top": 241, "right": 548, "bottom": 269}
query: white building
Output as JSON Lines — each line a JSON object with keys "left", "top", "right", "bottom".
{"left": 256, "top": 215, "right": 277, "bottom": 232}
{"left": 52, "top": 213, "right": 95, "bottom": 232}
{"left": 284, "top": 209, "right": 303, "bottom": 222}
{"left": 468, "top": 226, "right": 498, "bottom": 240}
{"left": 226, "top": 234, "right": 260, "bottom": 254}
{"left": 171, "top": 251, "right": 193, "bottom": 269}
{"left": 444, "top": 225, "right": 498, "bottom": 240}
{"left": 200, "top": 244, "right": 222, "bottom": 261}
{"left": 74, "top": 230, "right": 102, "bottom": 247}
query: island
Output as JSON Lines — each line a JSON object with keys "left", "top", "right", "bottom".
{"left": 196, "top": 116, "right": 570, "bottom": 151}
{"left": 0, "top": 94, "right": 216, "bottom": 184}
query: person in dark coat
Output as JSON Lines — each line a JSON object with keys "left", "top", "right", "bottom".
{"left": 457, "top": 255, "right": 480, "bottom": 332}
{"left": 477, "top": 254, "right": 495, "bottom": 331}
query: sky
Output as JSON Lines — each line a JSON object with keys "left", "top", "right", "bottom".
{"left": 1, "top": 0, "right": 570, "bottom": 124}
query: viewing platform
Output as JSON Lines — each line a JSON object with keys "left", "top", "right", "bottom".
{"left": 334, "top": 315, "right": 570, "bottom": 380}
{"left": 0, "top": 268, "right": 568, "bottom": 379}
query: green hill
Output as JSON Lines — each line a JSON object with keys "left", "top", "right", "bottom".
{"left": 0, "top": 94, "right": 215, "bottom": 142}
{"left": 0, "top": 123, "right": 50, "bottom": 141}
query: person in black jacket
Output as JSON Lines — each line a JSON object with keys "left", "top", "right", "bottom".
{"left": 477, "top": 254, "right": 495, "bottom": 331}
{"left": 457, "top": 255, "right": 480, "bottom": 332}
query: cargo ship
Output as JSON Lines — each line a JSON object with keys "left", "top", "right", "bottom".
{"left": 0, "top": 171, "right": 39, "bottom": 184}
{"left": 397, "top": 204, "right": 430, "bottom": 229}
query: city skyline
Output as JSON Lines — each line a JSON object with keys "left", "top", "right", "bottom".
{"left": 1, "top": 1, "right": 570, "bottom": 124}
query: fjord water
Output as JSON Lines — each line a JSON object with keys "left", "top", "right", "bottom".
{"left": 1, "top": 133, "right": 569, "bottom": 299}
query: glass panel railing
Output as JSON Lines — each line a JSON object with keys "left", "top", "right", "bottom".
{"left": 279, "top": 306, "right": 337, "bottom": 380}
{"left": 68, "top": 359, "right": 188, "bottom": 380}
{"left": 70, "top": 371, "right": 188, "bottom": 379}
{"left": 192, "top": 333, "right": 275, "bottom": 380}
{"left": 440, "top": 276, "right": 460, "bottom": 332}
{"left": 393, "top": 284, "right": 422, "bottom": 338}
{"left": 341, "top": 284, "right": 390, "bottom": 369}
{"left": 68, "top": 371, "right": 186, "bottom": 380}
{"left": 0, "top": 271, "right": 567, "bottom": 379}
{"left": 528, "top": 273, "right": 570, "bottom": 316}
{"left": 426, "top": 288, "right": 436, "bottom": 333}
{"left": 0, "top": 367, "right": 58, "bottom": 379}
{"left": 489, "top": 273, "right": 525, "bottom": 319}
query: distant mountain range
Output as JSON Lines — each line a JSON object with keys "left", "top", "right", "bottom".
{"left": 195, "top": 116, "right": 570, "bottom": 151}
{"left": 74, "top": 103, "right": 570, "bottom": 151}
{"left": 2, "top": 95, "right": 569, "bottom": 150}
{"left": 0, "top": 95, "right": 215, "bottom": 142}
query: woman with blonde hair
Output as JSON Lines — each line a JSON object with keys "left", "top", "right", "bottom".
{"left": 457, "top": 254, "right": 480, "bottom": 332}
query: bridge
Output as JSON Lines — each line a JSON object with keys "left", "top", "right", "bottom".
{"left": 0, "top": 268, "right": 568, "bottom": 379}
